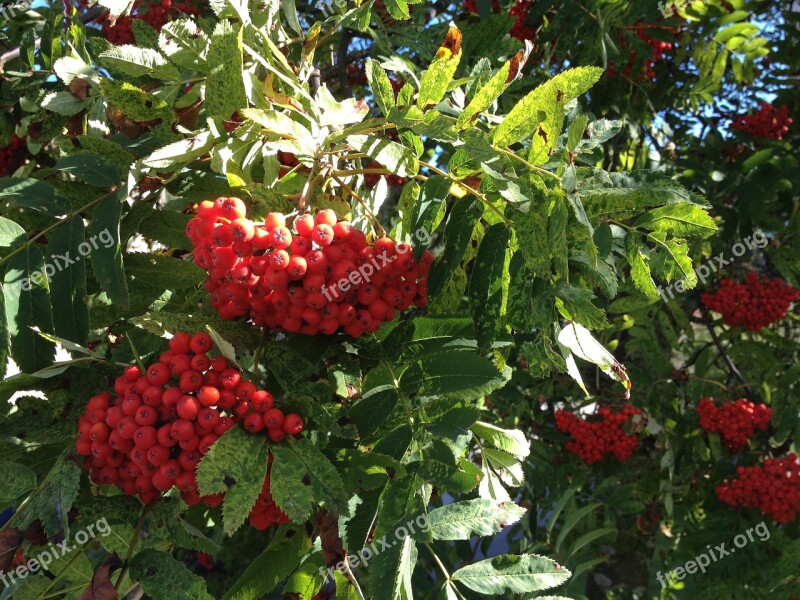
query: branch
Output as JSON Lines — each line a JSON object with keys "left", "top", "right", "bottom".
{"left": 699, "top": 304, "right": 758, "bottom": 400}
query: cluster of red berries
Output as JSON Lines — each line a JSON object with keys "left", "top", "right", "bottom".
{"left": 554, "top": 406, "right": 642, "bottom": 464}
{"left": 696, "top": 397, "right": 771, "bottom": 453}
{"left": 186, "top": 197, "right": 431, "bottom": 337}
{"left": 716, "top": 454, "right": 800, "bottom": 524}
{"left": 0, "top": 135, "right": 26, "bottom": 177}
{"left": 608, "top": 27, "right": 673, "bottom": 81}
{"left": 701, "top": 272, "right": 800, "bottom": 331}
{"left": 363, "top": 161, "right": 408, "bottom": 189}
{"left": 731, "top": 102, "right": 793, "bottom": 140}
{"left": 100, "top": 0, "right": 201, "bottom": 45}
{"left": 76, "top": 332, "right": 303, "bottom": 509}
{"left": 463, "top": 0, "right": 535, "bottom": 41}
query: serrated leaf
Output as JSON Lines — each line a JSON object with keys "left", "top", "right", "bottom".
{"left": 425, "top": 499, "right": 526, "bottom": 541}
{"left": 0, "top": 462, "right": 37, "bottom": 505}
{"left": 196, "top": 426, "right": 269, "bottom": 535}
{"left": 142, "top": 131, "right": 215, "bottom": 170}
{"left": 634, "top": 203, "right": 717, "bottom": 236}
{"left": 366, "top": 58, "right": 395, "bottom": 116}
{"left": 418, "top": 24, "right": 462, "bottom": 109}
{"left": 471, "top": 421, "right": 530, "bottom": 457}
{"left": 0, "top": 178, "right": 70, "bottom": 217}
{"left": 40, "top": 91, "right": 90, "bottom": 116}
{"left": 625, "top": 235, "right": 660, "bottom": 299}
{"left": 427, "top": 197, "right": 483, "bottom": 297}
{"left": 417, "top": 459, "right": 482, "bottom": 493}
{"left": 52, "top": 154, "right": 121, "bottom": 187}
{"left": 457, "top": 43, "right": 531, "bottom": 129}
{"left": 91, "top": 193, "right": 129, "bottom": 308}
{"left": 129, "top": 549, "right": 213, "bottom": 600}
{"left": 45, "top": 219, "right": 89, "bottom": 345}
{"left": 399, "top": 351, "right": 507, "bottom": 400}
{"left": 493, "top": 66, "right": 603, "bottom": 147}
{"left": 370, "top": 534, "right": 417, "bottom": 600}
{"left": 350, "top": 364, "right": 399, "bottom": 439}
{"left": 451, "top": 554, "right": 570, "bottom": 594}
{"left": 125, "top": 253, "right": 206, "bottom": 290}
{"left": 468, "top": 223, "right": 511, "bottom": 349}
{"left": 649, "top": 232, "right": 697, "bottom": 286}
{"left": 206, "top": 20, "right": 247, "bottom": 120}
{"left": 270, "top": 438, "right": 350, "bottom": 521}
{"left": 348, "top": 134, "right": 418, "bottom": 178}
{"left": 16, "top": 449, "right": 81, "bottom": 539}
{"left": 409, "top": 175, "right": 449, "bottom": 261}
{"left": 98, "top": 45, "right": 180, "bottom": 80}
{"left": 159, "top": 18, "right": 208, "bottom": 70}
{"left": 99, "top": 79, "right": 174, "bottom": 125}
{"left": 3, "top": 247, "right": 56, "bottom": 373}
{"left": 222, "top": 526, "right": 310, "bottom": 600}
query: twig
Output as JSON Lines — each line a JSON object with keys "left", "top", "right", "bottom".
{"left": 331, "top": 173, "right": 386, "bottom": 236}
{"left": 699, "top": 304, "right": 758, "bottom": 400}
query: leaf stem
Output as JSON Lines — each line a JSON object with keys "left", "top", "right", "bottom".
{"left": 425, "top": 542, "right": 468, "bottom": 600}
{"left": 492, "top": 145, "right": 562, "bottom": 182}
{"left": 0, "top": 189, "right": 118, "bottom": 268}
{"left": 417, "top": 160, "right": 510, "bottom": 225}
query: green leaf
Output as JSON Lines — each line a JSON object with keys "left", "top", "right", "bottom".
{"left": 649, "top": 232, "right": 697, "bottom": 286}
{"left": 567, "top": 114, "right": 590, "bottom": 152}
{"left": 0, "top": 283, "right": 7, "bottom": 380}
{"left": 137, "top": 210, "right": 192, "bottom": 249}
{"left": 457, "top": 44, "right": 531, "bottom": 129}
{"left": 399, "top": 351, "right": 507, "bottom": 401}
{"left": 471, "top": 421, "right": 530, "bottom": 457}
{"left": 425, "top": 499, "right": 526, "bottom": 541}
{"left": 451, "top": 554, "right": 570, "bottom": 594}
{"left": 3, "top": 246, "right": 56, "bottom": 373}
{"left": 370, "top": 534, "right": 417, "bottom": 600}
{"left": 468, "top": 223, "right": 511, "bottom": 349}
{"left": 372, "top": 425, "right": 413, "bottom": 461}
{"left": 52, "top": 155, "right": 121, "bottom": 187}
{"left": 348, "top": 134, "right": 419, "bottom": 177}
{"left": 196, "top": 426, "right": 269, "bottom": 535}
{"left": 0, "top": 178, "right": 70, "bottom": 217}
{"left": 350, "top": 364, "right": 399, "bottom": 439}
{"left": 0, "top": 462, "right": 37, "bottom": 505}
{"left": 130, "top": 311, "right": 261, "bottom": 355}
{"left": 493, "top": 66, "right": 603, "bottom": 147}
{"left": 270, "top": 438, "right": 351, "bottom": 520}
{"left": 625, "top": 235, "right": 660, "bottom": 299}
{"left": 634, "top": 203, "right": 717, "bottom": 236}
{"left": 366, "top": 58, "right": 396, "bottom": 116}
{"left": 206, "top": 20, "right": 247, "bottom": 120}
{"left": 556, "top": 322, "right": 629, "bottom": 390}
{"left": 40, "top": 91, "right": 90, "bottom": 116}
{"left": 0, "top": 216, "right": 25, "bottom": 247}
{"left": 91, "top": 193, "right": 130, "bottom": 308}
{"left": 98, "top": 45, "right": 181, "bottom": 80}
{"left": 45, "top": 219, "right": 89, "bottom": 346}
{"left": 132, "top": 18, "right": 159, "bottom": 48}
{"left": 159, "top": 18, "right": 209, "bottom": 70}
{"left": 427, "top": 197, "right": 483, "bottom": 297}
{"left": 100, "top": 79, "right": 174, "bottom": 125}
{"left": 223, "top": 526, "right": 311, "bottom": 600}
{"left": 556, "top": 285, "right": 608, "bottom": 329}
{"left": 66, "top": 136, "right": 136, "bottom": 177}
{"left": 125, "top": 253, "right": 206, "bottom": 290}
{"left": 129, "top": 549, "right": 214, "bottom": 600}
{"left": 417, "top": 458, "right": 482, "bottom": 493}
{"left": 409, "top": 175, "right": 449, "bottom": 261}
{"left": 554, "top": 502, "right": 602, "bottom": 552}
{"left": 16, "top": 449, "right": 81, "bottom": 538}
{"left": 418, "top": 25, "right": 462, "bottom": 108}
{"left": 142, "top": 131, "right": 216, "bottom": 171}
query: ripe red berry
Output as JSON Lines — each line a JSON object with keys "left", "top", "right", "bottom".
{"left": 283, "top": 414, "right": 304, "bottom": 435}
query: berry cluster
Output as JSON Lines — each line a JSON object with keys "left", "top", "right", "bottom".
{"left": 731, "top": 103, "right": 793, "bottom": 140}
{"left": 716, "top": 454, "right": 800, "bottom": 524}
{"left": 554, "top": 406, "right": 642, "bottom": 464}
{"left": 100, "top": 0, "right": 201, "bottom": 45}
{"left": 186, "top": 198, "right": 431, "bottom": 337}
{"left": 696, "top": 397, "right": 771, "bottom": 453}
{"left": 701, "top": 272, "right": 800, "bottom": 331}
{"left": 608, "top": 27, "right": 673, "bottom": 81}
{"left": 463, "top": 0, "right": 535, "bottom": 41}
{"left": 0, "top": 135, "right": 26, "bottom": 177}
{"left": 76, "top": 332, "right": 303, "bottom": 509}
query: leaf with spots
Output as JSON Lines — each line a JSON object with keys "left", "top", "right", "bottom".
{"left": 129, "top": 549, "right": 213, "bottom": 600}
{"left": 468, "top": 223, "right": 511, "bottom": 350}
{"left": 205, "top": 20, "right": 247, "bottom": 120}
